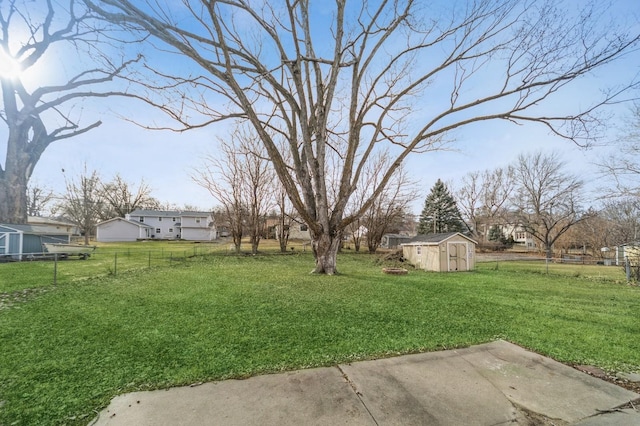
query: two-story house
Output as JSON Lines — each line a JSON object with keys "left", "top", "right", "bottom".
{"left": 96, "top": 210, "right": 216, "bottom": 242}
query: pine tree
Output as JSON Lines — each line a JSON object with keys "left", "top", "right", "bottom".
{"left": 418, "top": 179, "right": 467, "bottom": 234}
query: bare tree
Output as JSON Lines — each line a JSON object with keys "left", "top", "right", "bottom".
{"left": 26, "top": 182, "right": 55, "bottom": 217}
{"left": 346, "top": 154, "right": 418, "bottom": 253}
{"left": 0, "top": 0, "right": 143, "bottom": 224}
{"left": 600, "top": 198, "right": 640, "bottom": 246}
{"left": 598, "top": 103, "right": 640, "bottom": 198}
{"left": 100, "top": 174, "right": 158, "bottom": 220}
{"left": 240, "top": 131, "right": 275, "bottom": 254}
{"left": 88, "top": 0, "right": 639, "bottom": 274}
{"left": 193, "top": 126, "right": 274, "bottom": 254}
{"left": 274, "top": 183, "right": 295, "bottom": 253}
{"left": 54, "top": 167, "right": 104, "bottom": 245}
{"left": 456, "top": 171, "right": 484, "bottom": 239}
{"left": 193, "top": 149, "right": 245, "bottom": 254}
{"left": 456, "top": 167, "right": 515, "bottom": 241}
{"left": 513, "top": 152, "right": 591, "bottom": 259}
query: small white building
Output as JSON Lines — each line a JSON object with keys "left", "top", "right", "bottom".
{"left": 96, "top": 218, "right": 153, "bottom": 242}
{"left": 96, "top": 210, "right": 216, "bottom": 242}
{"left": 402, "top": 232, "right": 476, "bottom": 272}
{"left": 276, "top": 222, "right": 310, "bottom": 240}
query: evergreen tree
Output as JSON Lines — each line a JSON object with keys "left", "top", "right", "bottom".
{"left": 418, "top": 179, "right": 467, "bottom": 234}
{"left": 488, "top": 225, "right": 505, "bottom": 243}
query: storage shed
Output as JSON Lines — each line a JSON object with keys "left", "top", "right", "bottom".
{"left": 0, "top": 224, "right": 71, "bottom": 261}
{"left": 402, "top": 232, "right": 476, "bottom": 272}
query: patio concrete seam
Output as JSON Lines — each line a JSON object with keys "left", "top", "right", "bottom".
{"left": 336, "top": 364, "right": 380, "bottom": 426}
{"left": 457, "top": 345, "right": 568, "bottom": 425}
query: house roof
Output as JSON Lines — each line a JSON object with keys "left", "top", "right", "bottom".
{"left": 402, "top": 232, "right": 477, "bottom": 246}
{"left": 128, "top": 209, "right": 211, "bottom": 218}
{"left": 383, "top": 234, "right": 412, "bottom": 239}
{"left": 97, "top": 217, "right": 153, "bottom": 228}
{"left": 28, "top": 216, "right": 76, "bottom": 227}
{"left": 0, "top": 223, "right": 71, "bottom": 235}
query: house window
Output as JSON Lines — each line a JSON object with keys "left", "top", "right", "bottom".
{"left": 169, "top": 228, "right": 174, "bottom": 233}
{"left": 195, "top": 218, "right": 201, "bottom": 224}
{"left": 300, "top": 224, "right": 308, "bottom": 231}
{"left": 156, "top": 228, "right": 161, "bottom": 233}
{"left": 416, "top": 246, "right": 422, "bottom": 255}
{"left": 159, "top": 217, "right": 162, "bottom": 222}
{"left": 139, "top": 217, "right": 144, "bottom": 223}
{"left": 172, "top": 217, "right": 176, "bottom": 222}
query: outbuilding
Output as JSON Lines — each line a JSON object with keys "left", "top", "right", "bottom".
{"left": 380, "top": 234, "right": 412, "bottom": 249}
{"left": 0, "top": 224, "right": 71, "bottom": 261}
{"left": 402, "top": 232, "right": 476, "bottom": 272}
{"left": 96, "top": 217, "right": 153, "bottom": 242}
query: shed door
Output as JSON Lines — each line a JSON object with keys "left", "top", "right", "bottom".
{"left": 448, "top": 243, "right": 468, "bottom": 271}
{"left": 0, "top": 234, "right": 6, "bottom": 255}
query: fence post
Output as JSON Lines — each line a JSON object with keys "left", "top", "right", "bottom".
{"left": 625, "top": 256, "right": 631, "bottom": 281}
{"left": 114, "top": 252, "right": 118, "bottom": 277}
{"left": 53, "top": 254, "right": 58, "bottom": 286}
{"left": 148, "top": 251, "right": 151, "bottom": 269}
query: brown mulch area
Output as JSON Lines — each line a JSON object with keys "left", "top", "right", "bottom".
{"left": 574, "top": 365, "right": 640, "bottom": 394}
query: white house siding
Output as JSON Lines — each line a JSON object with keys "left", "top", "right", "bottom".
{"left": 124, "top": 210, "right": 216, "bottom": 241}
{"left": 96, "top": 219, "right": 150, "bottom": 242}
{"left": 181, "top": 227, "right": 215, "bottom": 241}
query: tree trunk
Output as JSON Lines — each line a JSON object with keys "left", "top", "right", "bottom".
{"left": 545, "top": 245, "right": 553, "bottom": 260}
{"left": 250, "top": 236, "right": 259, "bottom": 254}
{"left": 311, "top": 232, "right": 342, "bottom": 275}
{"left": 0, "top": 172, "right": 28, "bottom": 224}
{"left": 232, "top": 234, "right": 242, "bottom": 254}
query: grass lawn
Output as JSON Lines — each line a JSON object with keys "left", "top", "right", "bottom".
{"left": 1, "top": 251, "right": 639, "bottom": 425}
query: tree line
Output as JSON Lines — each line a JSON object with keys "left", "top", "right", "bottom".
{"left": 418, "top": 143, "right": 640, "bottom": 259}
{"left": 192, "top": 124, "right": 419, "bottom": 255}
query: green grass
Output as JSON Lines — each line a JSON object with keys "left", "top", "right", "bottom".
{"left": 0, "top": 239, "right": 312, "bottom": 293}
{"left": 0, "top": 252, "right": 639, "bottom": 425}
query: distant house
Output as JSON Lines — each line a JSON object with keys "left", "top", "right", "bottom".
{"left": 380, "top": 234, "right": 412, "bottom": 249}
{"left": 614, "top": 243, "right": 640, "bottom": 266}
{"left": 96, "top": 210, "right": 216, "bottom": 242}
{"left": 28, "top": 216, "right": 80, "bottom": 237}
{"left": 475, "top": 215, "right": 537, "bottom": 250}
{"left": 402, "top": 232, "right": 476, "bottom": 272}
{"left": 0, "top": 223, "right": 71, "bottom": 261}
{"left": 276, "top": 221, "right": 310, "bottom": 240}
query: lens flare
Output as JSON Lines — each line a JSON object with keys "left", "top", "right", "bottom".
{"left": 0, "top": 50, "right": 22, "bottom": 79}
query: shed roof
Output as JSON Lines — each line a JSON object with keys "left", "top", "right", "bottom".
{"left": 402, "top": 232, "right": 477, "bottom": 246}
{"left": 97, "top": 217, "right": 153, "bottom": 228}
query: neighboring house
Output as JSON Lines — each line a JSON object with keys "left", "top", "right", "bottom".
{"left": 614, "top": 243, "right": 640, "bottom": 266}
{"left": 96, "top": 218, "right": 153, "bottom": 242}
{"left": 28, "top": 216, "right": 80, "bottom": 237}
{"left": 276, "top": 221, "right": 310, "bottom": 240}
{"left": 380, "top": 234, "right": 412, "bottom": 249}
{"left": 402, "top": 232, "right": 476, "bottom": 272}
{"left": 475, "top": 216, "right": 537, "bottom": 250}
{"left": 96, "top": 210, "right": 216, "bottom": 242}
{"left": 0, "top": 223, "right": 71, "bottom": 261}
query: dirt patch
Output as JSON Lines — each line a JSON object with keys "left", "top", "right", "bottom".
{"left": 0, "top": 287, "right": 52, "bottom": 311}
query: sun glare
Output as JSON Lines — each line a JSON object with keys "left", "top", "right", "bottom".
{"left": 0, "top": 50, "right": 22, "bottom": 80}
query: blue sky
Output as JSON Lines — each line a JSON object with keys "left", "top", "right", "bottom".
{"left": 5, "top": 0, "right": 640, "bottom": 214}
